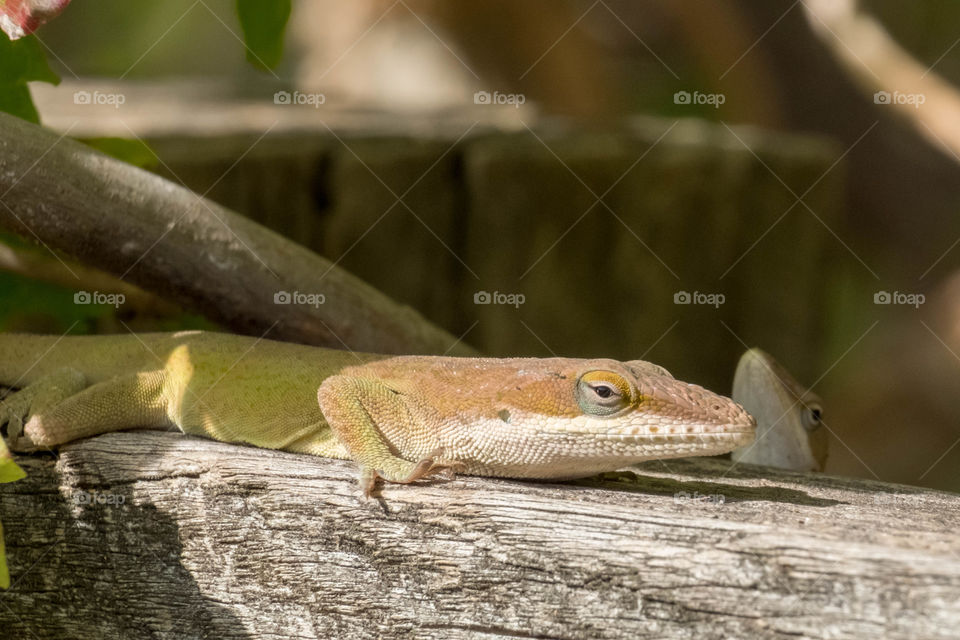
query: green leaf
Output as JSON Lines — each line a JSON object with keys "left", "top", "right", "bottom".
{"left": 236, "top": 0, "right": 291, "bottom": 71}
{"left": 0, "top": 32, "right": 59, "bottom": 85}
{"left": 0, "top": 82, "right": 40, "bottom": 122}
{"left": 80, "top": 137, "right": 159, "bottom": 170}
{"left": 0, "top": 31, "right": 59, "bottom": 123}
{"left": 0, "top": 438, "right": 26, "bottom": 484}
{"left": 0, "top": 437, "right": 24, "bottom": 589}
{"left": 0, "top": 521, "right": 8, "bottom": 589}
{"left": 0, "top": 458, "right": 26, "bottom": 483}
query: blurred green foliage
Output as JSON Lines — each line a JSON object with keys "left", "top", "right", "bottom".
{"left": 0, "top": 31, "right": 59, "bottom": 123}
{"left": 80, "top": 137, "right": 159, "bottom": 170}
{"left": 35, "top": 0, "right": 292, "bottom": 80}
{"left": 236, "top": 0, "right": 290, "bottom": 70}
{"left": 0, "top": 269, "right": 110, "bottom": 335}
{"left": 0, "top": 231, "right": 216, "bottom": 336}
{"left": 0, "top": 1, "right": 287, "bottom": 334}
{"left": 0, "top": 265, "right": 218, "bottom": 336}
{"left": 0, "top": 438, "right": 25, "bottom": 590}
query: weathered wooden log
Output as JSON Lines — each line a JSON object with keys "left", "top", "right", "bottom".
{"left": 1, "top": 431, "right": 957, "bottom": 639}
{"left": 0, "top": 112, "right": 474, "bottom": 356}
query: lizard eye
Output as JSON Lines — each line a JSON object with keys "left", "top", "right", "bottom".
{"left": 802, "top": 403, "right": 823, "bottom": 431}
{"left": 576, "top": 371, "right": 634, "bottom": 417}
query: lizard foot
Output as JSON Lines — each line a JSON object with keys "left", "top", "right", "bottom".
{"left": 0, "top": 389, "right": 42, "bottom": 453}
{"left": 0, "top": 368, "right": 86, "bottom": 453}
{"left": 399, "top": 447, "right": 465, "bottom": 483}
{"left": 360, "top": 448, "right": 465, "bottom": 497}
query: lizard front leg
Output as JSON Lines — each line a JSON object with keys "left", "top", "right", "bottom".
{"left": 1, "top": 367, "right": 87, "bottom": 451}
{"left": 317, "top": 375, "right": 459, "bottom": 496}
{"left": 1, "top": 369, "right": 172, "bottom": 451}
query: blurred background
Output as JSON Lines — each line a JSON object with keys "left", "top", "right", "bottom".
{"left": 5, "top": 0, "right": 960, "bottom": 491}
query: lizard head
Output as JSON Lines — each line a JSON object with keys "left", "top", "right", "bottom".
{"left": 429, "top": 356, "right": 757, "bottom": 479}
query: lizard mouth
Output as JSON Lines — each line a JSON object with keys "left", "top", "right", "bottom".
{"left": 523, "top": 426, "right": 756, "bottom": 452}
{"left": 592, "top": 430, "right": 755, "bottom": 444}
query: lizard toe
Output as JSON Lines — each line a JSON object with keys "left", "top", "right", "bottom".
{"left": 0, "top": 394, "right": 35, "bottom": 452}
{"left": 400, "top": 448, "right": 463, "bottom": 484}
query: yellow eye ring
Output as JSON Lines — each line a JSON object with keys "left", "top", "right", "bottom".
{"left": 576, "top": 370, "right": 636, "bottom": 416}
{"left": 580, "top": 371, "right": 633, "bottom": 400}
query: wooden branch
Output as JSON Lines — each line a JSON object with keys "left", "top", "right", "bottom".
{"left": 2, "top": 432, "right": 957, "bottom": 639}
{"left": 802, "top": 0, "right": 960, "bottom": 158}
{"left": 0, "top": 113, "right": 474, "bottom": 356}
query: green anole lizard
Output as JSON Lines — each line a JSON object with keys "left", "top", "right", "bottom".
{"left": 730, "top": 348, "right": 827, "bottom": 472}
{"left": 0, "top": 331, "right": 756, "bottom": 495}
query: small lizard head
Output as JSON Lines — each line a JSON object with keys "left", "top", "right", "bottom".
{"left": 730, "top": 348, "right": 827, "bottom": 471}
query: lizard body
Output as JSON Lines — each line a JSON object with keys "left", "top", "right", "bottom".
{"left": 0, "top": 331, "right": 756, "bottom": 493}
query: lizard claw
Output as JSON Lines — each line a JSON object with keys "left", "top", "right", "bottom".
{"left": 431, "top": 463, "right": 465, "bottom": 482}
{"left": 361, "top": 448, "right": 465, "bottom": 497}
{"left": 400, "top": 447, "right": 462, "bottom": 484}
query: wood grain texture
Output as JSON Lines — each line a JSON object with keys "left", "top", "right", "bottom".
{"left": 1, "top": 431, "right": 957, "bottom": 639}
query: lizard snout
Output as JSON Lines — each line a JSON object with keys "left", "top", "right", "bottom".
{"left": 640, "top": 375, "right": 757, "bottom": 438}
